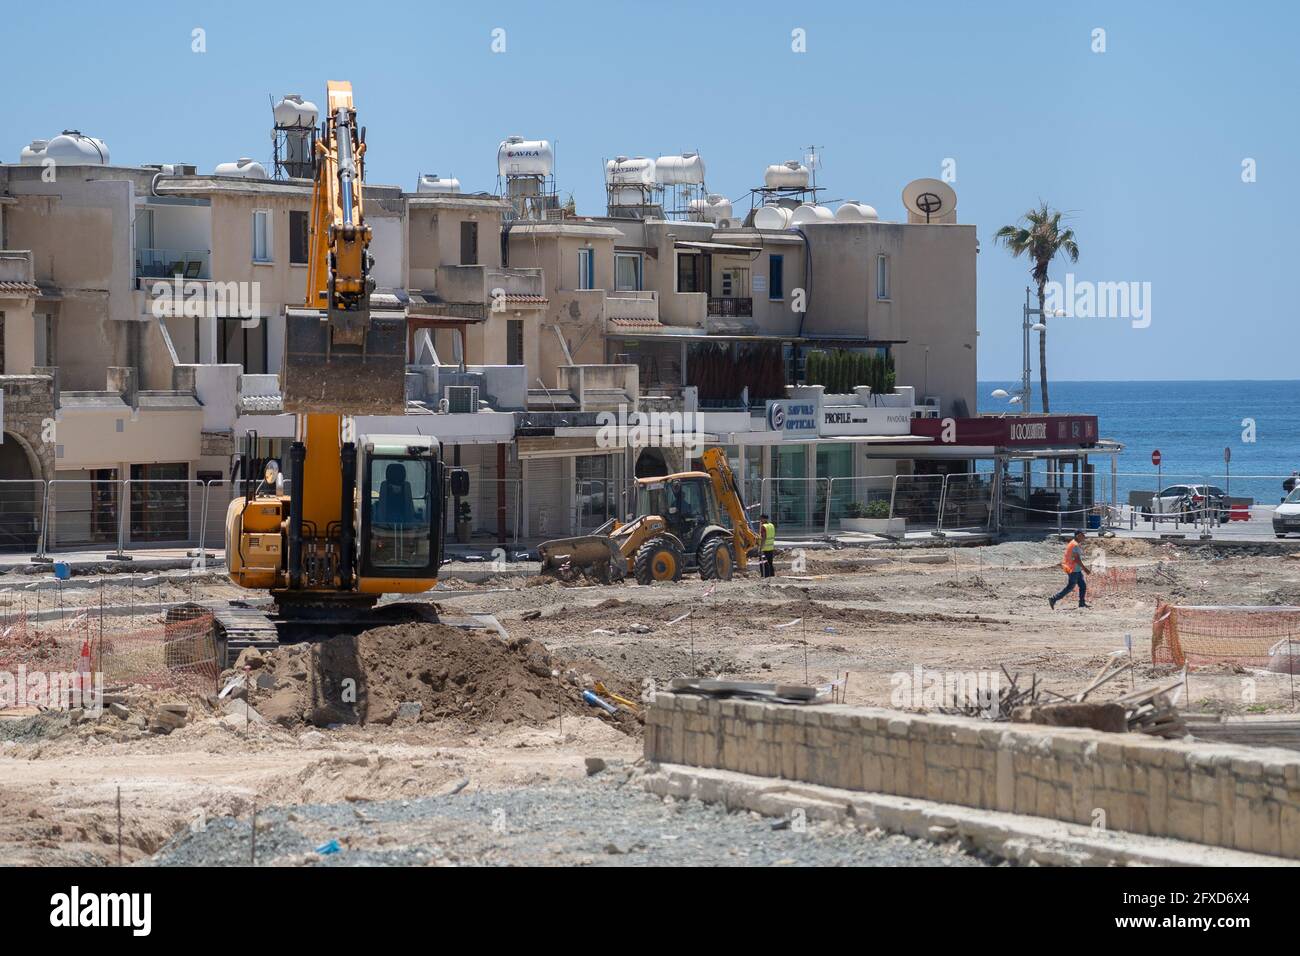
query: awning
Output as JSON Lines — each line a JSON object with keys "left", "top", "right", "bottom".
{"left": 675, "top": 240, "right": 762, "bottom": 256}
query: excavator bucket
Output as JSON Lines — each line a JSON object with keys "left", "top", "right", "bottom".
{"left": 282, "top": 306, "right": 408, "bottom": 415}
{"left": 537, "top": 534, "right": 627, "bottom": 583}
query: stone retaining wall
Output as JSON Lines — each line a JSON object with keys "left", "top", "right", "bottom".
{"left": 644, "top": 693, "right": 1300, "bottom": 859}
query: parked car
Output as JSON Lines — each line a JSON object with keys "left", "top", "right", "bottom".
{"left": 1273, "top": 487, "right": 1300, "bottom": 537}
{"left": 1146, "top": 484, "right": 1229, "bottom": 523}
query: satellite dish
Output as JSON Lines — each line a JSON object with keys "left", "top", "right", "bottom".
{"left": 901, "top": 178, "right": 957, "bottom": 224}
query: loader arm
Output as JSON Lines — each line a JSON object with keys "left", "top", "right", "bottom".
{"left": 701, "top": 447, "right": 759, "bottom": 567}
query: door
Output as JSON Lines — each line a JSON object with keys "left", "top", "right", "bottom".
{"left": 460, "top": 221, "right": 478, "bottom": 265}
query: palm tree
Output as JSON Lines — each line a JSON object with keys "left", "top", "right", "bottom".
{"left": 994, "top": 203, "right": 1079, "bottom": 413}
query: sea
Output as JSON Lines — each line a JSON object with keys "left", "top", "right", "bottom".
{"left": 975, "top": 380, "right": 1300, "bottom": 505}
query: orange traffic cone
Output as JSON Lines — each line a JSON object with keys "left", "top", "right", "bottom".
{"left": 75, "top": 639, "right": 92, "bottom": 698}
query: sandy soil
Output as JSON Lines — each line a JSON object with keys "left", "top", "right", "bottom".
{"left": 1, "top": 537, "right": 1297, "bottom": 865}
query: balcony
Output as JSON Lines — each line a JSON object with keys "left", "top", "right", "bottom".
{"left": 420, "top": 264, "right": 546, "bottom": 316}
{"left": 707, "top": 296, "right": 753, "bottom": 318}
{"left": 136, "top": 248, "right": 211, "bottom": 280}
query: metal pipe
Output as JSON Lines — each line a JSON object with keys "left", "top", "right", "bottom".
{"left": 338, "top": 442, "right": 356, "bottom": 589}
{"left": 287, "top": 441, "right": 307, "bottom": 590}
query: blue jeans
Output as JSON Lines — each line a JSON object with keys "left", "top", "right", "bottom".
{"left": 1053, "top": 571, "right": 1087, "bottom": 605}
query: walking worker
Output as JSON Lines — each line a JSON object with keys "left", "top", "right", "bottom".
{"left": 1050, "top": 530, "right": 1091, "bottom": 610}
{"left": 759, "top": 513, "right": 777, "bottom": 578}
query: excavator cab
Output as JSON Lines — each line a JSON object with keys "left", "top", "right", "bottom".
{"left": 635, "top": 475, "right": 722, "bottom": 555}
{"left": 358, "top": 439, "right": 466, "bottom": 582}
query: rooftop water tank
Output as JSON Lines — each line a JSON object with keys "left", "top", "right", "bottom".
{"left": 497, "top": 136, "right": 554, "bottom": 177}
{"left": 45, "top": 131, "right": 109, "bottom": 165}
{"left": 605, "top": 156, "right": 656, "bottom": 186}
{"left": 835, "top": 201, "right": 880, "bottom": 222}
{"left": 791, "top": 203, "right": 833, "bottom": 225}
{"left": 753, "top": 205, "right": 794, "bottom": 230}
{"left": 688, "top": 194, "right": 732, "bottom": 223}
{"left": 655, "top": 152, "right": 705, "bottom": 186}
{"left": 764, "top": 161, "right": 810, "bottom": 189}
{"left": 273, "top": 94, "right": 319, "bottom": 128}
{"left": 417, "top": 174, "right": 462, "bottom": 194}
{"left": 19, "top": 140, "right": 48, "bottom": 164}
{"left": 214, "top": 157, "right": 268, "bottom": 178}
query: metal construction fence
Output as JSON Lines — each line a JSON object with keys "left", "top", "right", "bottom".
{"left": 3, "top": 469, "right": 1293, "bottom": 557}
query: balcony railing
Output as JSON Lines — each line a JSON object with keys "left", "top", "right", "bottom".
{"left": 136, "top": 248, "right": 211, "bottom": 279}
{"left": 707, "top": 296, "right": 753, "bottom": 318}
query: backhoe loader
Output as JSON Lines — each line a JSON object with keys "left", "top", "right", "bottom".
{"left": 537, "top": 447, "right": 760, "bottom": 586}
{"left": 169, "top": 82, "right": 470, "bottom": 667}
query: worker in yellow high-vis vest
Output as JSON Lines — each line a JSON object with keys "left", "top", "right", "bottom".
{"left": 760, "top": 513, "right": 776, "bottom": 579}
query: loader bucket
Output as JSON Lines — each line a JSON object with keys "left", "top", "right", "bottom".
{"left": 282, "top": 307, "right": 408, "bottom": 415}
{"left": 537, "top": 534, "right": 627, "bottom": 583}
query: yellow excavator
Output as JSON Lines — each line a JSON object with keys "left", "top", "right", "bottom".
{"left": 174, "top": 82, "right": 468, "bottom": 666}
{"left": 538, "top": 447, "right": 760, "bottom": 585}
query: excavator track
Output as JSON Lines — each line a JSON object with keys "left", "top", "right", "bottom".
{"left": 168, "top": 600, "right": 499, "bottom": 669}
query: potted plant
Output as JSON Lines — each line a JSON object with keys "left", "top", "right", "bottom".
{"left": 840, "top": 499, "right": 906, "bottom": 535}
{"left": 455, "top": 500, "right": 473, "bottom": 543}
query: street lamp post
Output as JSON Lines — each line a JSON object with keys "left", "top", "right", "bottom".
{"left": 1021, "top": 287, "right": 1049, "bottom": 416}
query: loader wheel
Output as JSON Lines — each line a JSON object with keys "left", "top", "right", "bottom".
{"left": 698, "top": 536, "right": 735, "bottom": 581}
{"left": 634, "top": 537, "right": 683, "bottom": 585}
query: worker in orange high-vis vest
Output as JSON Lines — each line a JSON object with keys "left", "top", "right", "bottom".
{"left": 759, "top": 514, "right": 776, "bottom": 579}
{"left": 1050, "top": 530, "right": 1091, "bottom": 610}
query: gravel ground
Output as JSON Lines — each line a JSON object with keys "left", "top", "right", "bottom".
{"left": 150, "top": 773, "right": 991, "bottom": 867}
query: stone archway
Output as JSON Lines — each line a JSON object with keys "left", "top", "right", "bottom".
{"left": 634, "top": 448, "right": 670, "bottom": 479}
{"left": 0, "top": 432, "right": 44, "bottom": 550}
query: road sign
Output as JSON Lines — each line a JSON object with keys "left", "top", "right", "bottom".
{"left": 1151, "top": 449, "right": 1162, "bottom": 467}
{"left": 1224, "top": 446, "right": 1231, "bottom": 464}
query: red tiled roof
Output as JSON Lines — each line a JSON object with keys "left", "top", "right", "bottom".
{"left": 608, "top": 315, "right": 666, "bottom": 331}
{"left": 502, "top": 293, "right": 548, "bottom": 304}
{"left": 0, "top": 281, "right": 40, "bottom": 297}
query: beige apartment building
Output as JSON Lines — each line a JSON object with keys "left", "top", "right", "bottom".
{"left": 0, "top": 118, "right": 980, "bottom": 550}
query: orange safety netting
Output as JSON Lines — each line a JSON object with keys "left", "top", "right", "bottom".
{"left": 0, "top": 604, "right": 218, "bottom": 698}
{"left": 1152, "top": 602, "right": 1300, "bottom": 672}
{"left": 1086, "top": 567, "right": 1139, "bottom": 601}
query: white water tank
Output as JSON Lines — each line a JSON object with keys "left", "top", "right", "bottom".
{"left": 45, "top": 131, "right": 109, "bottom": 165}
{"left": 835, "top": 201, "right": 880, "bottom": 222}
{"left": 273, "top": 94, "right": 319, "bottom": 128}
{"left": 655, "top": 152, "right": 705, "bottom": 185}
{"left": 19, "top": 140, "right": 48, "bottom": 164}
{"left": 791, "top": 203, "right": 833, "bottom": 225}
{"left": 214, "top": 157, "right": 268, "bottom": 178}
{"left": 688, "top": 194, "right": 732, "bottom": 223}
{"left": 764, "top": 161, "right": 810, "bottom": 189}
{"left": 753, "top": 205, "right": 794, "bottom": 230}
{"left": 605, "top": 156, "right": 656, "bottom": 186}
{"left": 497, "top": 136, "right": 554, "bottom": 177}
{"left": 417, "top": 174, "right": 462, "bottom": 194}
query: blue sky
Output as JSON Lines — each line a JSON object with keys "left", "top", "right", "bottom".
{"left": 6, "top": 1, "right": 1296, "bottom": 382}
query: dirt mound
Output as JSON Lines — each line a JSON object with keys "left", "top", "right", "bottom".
{"left": 541, "top": 596, "right": 984, "bottom": 630}
{"left": 238, "top": 624, "right": 640, "bottom": 735}
{"left": 1096, "top": 538, "right": 1157, "bottom": 558}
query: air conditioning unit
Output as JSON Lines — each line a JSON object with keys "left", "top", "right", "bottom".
{"left": 444, "top": 385, "right": 479, "bottom": 414}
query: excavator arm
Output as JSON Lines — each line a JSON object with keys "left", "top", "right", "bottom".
{"left": 701, "top": 447, "right": 759, "bottom": 568}
{"left": 282, "top": 80, "right": 406, "bottom": 416}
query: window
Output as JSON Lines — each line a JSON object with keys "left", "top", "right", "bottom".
{"left": 876, "top": 254, "right": 890, "bottom": 299}
{"left": 366, "top": 458, "right": 432, "bottom": 571}
{"left": 289, "top": 210, "right": 309, "bottom": 265}
{"left": 614, "top": 252, "right": 643, "bottom": 292}
{"left": 769, "top": 254, "right": 784, "bottom": 300}
{"left": 676, "top": 253, "right": 702, "bottom": 293}
{"left": 218, "top": 316, "right": 268, "bottom": 374}
{"left": 507, "top": 319, "right": 524, "bottom": 366}
{"left": 460, "top": 221, "right": 478, "bottom": 265}
{"left": 130, "top": 463, "right": 189, "bottom": 542}
{"left": 252, "top": 210, "right": 272, "bottom": 262}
